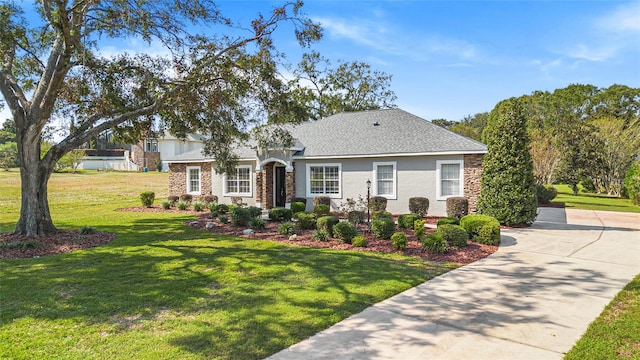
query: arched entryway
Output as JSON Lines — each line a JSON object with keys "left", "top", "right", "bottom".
{"left": 255, "top": 159, "right": 295, "bottom": 209}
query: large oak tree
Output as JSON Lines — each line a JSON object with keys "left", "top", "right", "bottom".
{"left": 0, "top": 0, "right": 321, "bottom": 237}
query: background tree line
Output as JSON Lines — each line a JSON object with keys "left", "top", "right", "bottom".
{"left": 434, "top": 84, "right": 640, "bottom": 198}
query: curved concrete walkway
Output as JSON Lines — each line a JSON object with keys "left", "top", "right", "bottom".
{"left": 267, "top": 208, "right": 640, "bottom": 360}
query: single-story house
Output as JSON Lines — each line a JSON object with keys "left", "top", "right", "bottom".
{"left": 167, "top": 109, "right": 487, "bottom": 216}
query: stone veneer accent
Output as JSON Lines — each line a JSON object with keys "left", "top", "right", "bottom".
{"left": 464, "top": 154, "right": 483, "bottom": 213}
{"left": 168, "top": 162, "right": 212, "bottom": 199}
{"left": 131, "top": 140, "right": 160, "bottom": 170}
{"left": 255, "top": 162, "right": 295, "bottom": 209}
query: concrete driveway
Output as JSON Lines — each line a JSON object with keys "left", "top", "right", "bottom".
{"left": 267, "top": 208, "right": 640, "bottom": 360}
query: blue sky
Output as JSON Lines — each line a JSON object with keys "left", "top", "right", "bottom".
{"left": 219, "top": 0, "right": 639, "bottom": 121}
{"left": 2, "top": 1, "right": 639, "bottom": 124}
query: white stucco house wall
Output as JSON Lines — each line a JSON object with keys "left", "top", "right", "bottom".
{"left": 166, "top": 109, "right": 487, "bottom": 216}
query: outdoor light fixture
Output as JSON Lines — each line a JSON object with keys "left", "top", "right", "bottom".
{"left": 366, "top": 179, "right": 372, "bottom": 231}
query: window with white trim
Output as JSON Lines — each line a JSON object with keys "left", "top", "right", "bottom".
{"left": 436, "top": 160, "right": 463, "bottom": 199}
{"left": 373, "top": 161, "right": 396, "bottom": 199}
{"left": 186, "top": 166, "right": 201, "bottom": 194}
{"left": 144, "top": 139, "right": 158, "bottom": 152}
{"left": 224, "top": 165, "right": 252, "bottom": 197}
{"left": 306, "top": 163, "right": 341, "bottom": 198}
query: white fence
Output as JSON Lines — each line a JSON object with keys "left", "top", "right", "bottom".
{"left": 78, "top": 156, "right": 139, "bottom": 171}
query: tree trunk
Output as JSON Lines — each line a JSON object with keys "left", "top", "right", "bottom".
{"left": 14, "top": 128, "right": 56, "bottom": 237}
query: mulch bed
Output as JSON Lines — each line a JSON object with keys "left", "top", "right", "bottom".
{"left": 188, "top": 212, "right": 497, "bottom": 265}
{"left": 0, "top": 230, "right": 116, "bottom": 260}
{"left": 1, "top": 207, "right": 499, "bottom": 264}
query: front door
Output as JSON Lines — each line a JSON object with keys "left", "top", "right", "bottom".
{"left": 274, "top": 166, "right": 286, "bottom": 207}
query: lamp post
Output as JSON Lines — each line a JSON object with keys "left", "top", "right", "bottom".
{"left": 366, "top": 179, "right": 371, "bottom": 231}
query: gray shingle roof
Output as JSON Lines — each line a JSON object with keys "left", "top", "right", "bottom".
{"left": 167, "top": 109, "right": 486, "bottom": 162}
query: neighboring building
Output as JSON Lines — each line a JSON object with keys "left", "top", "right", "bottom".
{"left": 79, "top": 132, "right": 204, "bottom": 172}
{"left": 167, "top": 109, "right": 487, "bottom": 216}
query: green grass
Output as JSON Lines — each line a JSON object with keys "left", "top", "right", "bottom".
{"left": 0, "top": 169, "right": 454, "bottom": 359}
{"left": 565, "top": 273, "right": 640, "bottom": 359}
{"left": 552, "top": 184, "right": 640, "bottom": 213}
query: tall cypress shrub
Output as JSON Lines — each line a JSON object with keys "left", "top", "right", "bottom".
{"left": 478, "top": 97, "right": 537, "bottom": 225}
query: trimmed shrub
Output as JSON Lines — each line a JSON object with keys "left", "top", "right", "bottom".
{"left": 269, "top": 207, "right": 292, "bottom": 222}
{"left": 421, "top": 233, "right": 449, "bottom": 253}
{"left": 168, "top": 195, "right": 179, "bottom": 206}
{"left": 218, "top": 215, "right": 228, "bottom": 224}
{"left": 371, "top": 218, "right": 395, "bottom": 240}
{"left": 290, "top": 201, "right": 306, "bottom": 215}
{"left": 161, "top": 200, "right": 171, "bottom": 210}
{"left": 317, "top": 216, "right": 340, "bottom": 237}
{"left": 193, "top": 201, "right": 204, "bottom": 212}
{"left": 391, "top": 232, "right": 408, "bottom": 250}
{"left": 313, "top": 204, "right": 330, "bottom": 216}
{"left": 312, "top": 229, "right": 330, "bottom": 242}
{"left": 414, "top": 219, "right": 426, "bottom": 237}
{"left": 333, "top": 221, "right": 357, "bottom": 244}
{"left": 398, "top": 214, "right": 421, "bottom": 229}
{"left": 230, "top": 207, "right": 252, "bottom": 227}
{"left": 460, "top": 214, "right": 501, "bottom": 245}
{"left": 296, "top": 212, "right": 317, "bottom": 230}
{"left": 140, "top": 191, "right": 155, "bottom": 207}
{"left": 437, "top": 217, "right": 460, "bottom": 226}
{"left": 624, "top": 162, "right": 640, "bottom": 205}
{"left": 478, "top": 97, "right": 537, "bottom": 226}
{"left": 313, "top": 196, "right": 331, "bottom": 207}
{"left": 436, "top": 224, "right": 469, "bottom": 248}
{"left": 372, "top": 211, "right": 392, "bottom": 220}
{"left": 250, "top": 217, "right": 266, "bottom": 230}
{"left": 291, "top": 197, "right": 308, "bottom": 206}
{"left": 446, "top": 197, "right": 469, "bottom": 218}
{"left": 348, "top": 210, "right": 365, "bottom": 225}
{"left": 409, "top": 197, "right": 429, "bottom": 216}
{"left": 202, "top": 195, "right": 218, "bottom": 205}
{"left": 278, "top": 222, "right": 296, "bottom": 236}
{"left": 179, "top": 194, "right": 193, "bottom": 205}
{"left": 536, "top": 184, "right": 558, "bottom": 204}
{"left": 216, "top": 203, "right": 229, "bottom": 214}
{"left": 247, "top": 206, "right": 263, "bottom": 218}
{"left": 370, "top": 196, "right": 388, "bottom": 212}
{"left": 177, "top": 201, "right": 188, "bottom": 210}
{"left": 352, "top": 235, "right": 367, "bottom": 248}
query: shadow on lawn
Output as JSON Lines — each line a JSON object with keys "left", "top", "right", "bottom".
{"left": 0, "top": 215, "right": 437, "bottom": 359}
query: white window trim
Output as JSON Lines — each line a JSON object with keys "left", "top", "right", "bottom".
{"left": 186, "top": 166, "right": 201, "bottom": 195}
{"left": 372, "top": 161, "right": 397, "bottom": 199}
{"left": 223, "top": 165, "right": 253, "bottom": 197}
{"left": 436, "top": 160, "right": 464, "bottom": 200}
{"left": 306, "top": 163, "right": 342, "bottom": 198}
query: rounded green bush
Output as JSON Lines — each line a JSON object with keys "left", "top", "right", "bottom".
{"left": 269, "top": 207, "right": 293, "bottom": 222}
{"left": 436, "top": 224, "right": 469, "bottom": 248}
{"left": 250, "top": 217, "right": 266, "bottom": 230}
{"left": 333, "top": 221, "right": 357, "bottom": 244}
{"left": 230, "top": 207, "right": 252, "bottom": 227}
{"left": 177, "top": 201, "right": 188, "bottom": 210}
{"left": 313, "top": 204, "right": 330, "bottom": 216}
{"left": 398, "top": 214, "right": 421, "bottom": 229}
{"left": 372, "top": 211, "right": 392, "bottom": 220}
{"left": 371, "top": 218, "right": 395, "bottom": 240}
{"left": 421, "top": 233, "right": 449, "bottom": 253}
{"left": 140, "top": 191, "right": 155, "bottom": 207}
{"left": 313, "top": 196, "right": 331, "bottom": 207}
{"left": 536, "top": 184, "right": 558, "bottom": 204}
{"left": 460, "top": 214, "right": 500, "bottom": 245}
{"left": 216, "top": 203, "right": 229, "bottom": 214}
{"left": 193, "top": 201, "right": 204, "bottom": 212}
{"left": 391, "top": 232, "right": 408, "bottom": 250}
{"left": 437, "top": 217, "right": 460, "bottom": 226}
{"left": 296, "top": 212, "right": 317, "bottom": 230}
{"left": 352, "top": 235, "right": 367, "bottom": 248}
{"left": 317, "top": 216, "right": 340, "bottom": 237}
{"left": 413, "top": 219, "right": 426, "bottom": 237}
{"left": 290, "top": 201, "right": 306, "bottom": 215}
{"left": 161, "top": 200, "right": 171, "bottom": 210}
{"left": 247, "top": 206, "right": 263, "bottom": 218}
{"left": 409, "top": 197, "right": 429, "bottom": 216}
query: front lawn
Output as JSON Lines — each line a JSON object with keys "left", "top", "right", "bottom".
{"left": 565, "top": 273, "right": 640, "bottom": 359}
{"left": 552, "top": 184, "right": 640, "bottom": 213}
{"left": 0, "top": 170, "right": 453, "bottom": 359}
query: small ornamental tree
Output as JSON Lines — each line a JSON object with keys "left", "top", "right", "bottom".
{"left": 478, "top": 97, "right": 537, "bottom": 225}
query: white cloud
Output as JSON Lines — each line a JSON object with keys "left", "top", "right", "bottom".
{"left": 314, "top": 16, "right": 480, "bottom": 63}
{"left": 566, "top": 44, "right": 617, "bottom": 62}
{"left": 598, "top": 1, "right": 640, "bottom": 32}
